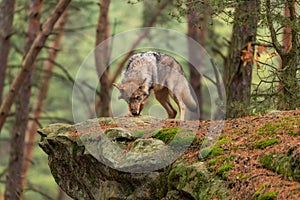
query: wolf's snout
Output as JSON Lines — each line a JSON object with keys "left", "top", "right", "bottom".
{"left": 131, "top": 111, "right": 139, "bottom": 116}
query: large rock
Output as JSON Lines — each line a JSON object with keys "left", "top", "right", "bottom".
{"left": 38, "top": 117, "right": 228, "bottom": 200}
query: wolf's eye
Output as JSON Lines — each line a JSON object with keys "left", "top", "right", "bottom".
{"left": 135, "top": 96, "right": 142, "bottom": 101}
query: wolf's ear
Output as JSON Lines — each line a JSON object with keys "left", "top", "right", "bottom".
{"left": 113, "top": 83, "right": 124, "bottom": 100}
{"left": 112, "top": 83, "right": 125, "bottom": 90}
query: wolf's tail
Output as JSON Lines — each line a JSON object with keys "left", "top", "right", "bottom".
{"left": 182, "top": 84, "right": 198, "bottom": 111}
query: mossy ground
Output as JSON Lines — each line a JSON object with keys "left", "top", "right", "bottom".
{"left": 38, "top": 110, "right": 300, "bottom": 200}
{"left": 253, "top": 184, "right": 279, "bottom": 200}
{"left": 182, "top": 110, "right": 300, "bottom": 199}
{"left": 82, "top": 111, "right": 300, "bottom": 199}
{"left": 253, "top": 138, "right": 280, "bottom": 149}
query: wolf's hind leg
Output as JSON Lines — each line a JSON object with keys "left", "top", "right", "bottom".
{"left": 155, "top": 89, "right": 177, "bottom": 119}
{"left": 172, "top": 95, "right": 186, "bottom": 121}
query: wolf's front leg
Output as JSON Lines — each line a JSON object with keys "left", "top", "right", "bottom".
{"left": 178, "top": 101, "right": 186, "bottom": 121}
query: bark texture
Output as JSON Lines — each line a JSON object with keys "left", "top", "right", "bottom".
{"left": 267, "top": 0, "right": 300, "bottom": 110}
{"left": 95, "top": 0, "right": 111, "bottom": 117}
{"left": 225, "top": 0, "right": 260, "bottom": 118}
{"left": 187, "top": 1, "right": 208, "bottom": 120}
{"left": 0, "top": 0, "right": 15, "bottom": 104}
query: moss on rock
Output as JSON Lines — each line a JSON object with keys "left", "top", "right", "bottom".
{"left": 168, "top": 161, "right": 229, "bottom": 200}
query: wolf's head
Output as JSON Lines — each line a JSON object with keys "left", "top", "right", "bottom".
{"left": 113, "top": 80, "right": 150, "bottom": 116}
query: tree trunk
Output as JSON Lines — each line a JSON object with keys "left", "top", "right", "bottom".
{"left": 187, "top": 1, "right": 208, "bottom": 120}
{"left": 95, "top": 0, "right": 111, "bottom": 117}
{"left": 22, "top": 10, "right": 67, "bottom": 188}
{"left": 277, "top": 1, "right": 299, "bottom": 110}
{"left": 225, "top": 0, "right": 260, "bottom": 118}
{"left": 277, "top": 3, "right": 292, "bottom": 105}
{"left": 278, "top": 52, "right": 299, "bottom": 109}
{"left": 4, "top": 1, "right": 42, "bottom": 199}
{"left": 0, "top": 0, "right": 15, "bottom": 104}
{"left": 0, "top": 0, "right": 71, "bottom": 133}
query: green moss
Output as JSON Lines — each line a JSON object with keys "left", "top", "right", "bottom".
{"left": 234, "top": 173, "right": 249, "bottom": 180}
{"left": 207, "top": 158, "right": 218, "bottom": 166}
{"left": 168, "top": 162, "right": 229, "bottom": 200}
{"left": 291, "top": 188, "right": 300, "bottom": 195}
{"left": 199, "top": 147, "right": 224, "bottom": 159}
{"left": 253, "top": 138, "right": 280, "bottom": 149}
{"left": 259, "top": 153, "right": 299, "bottom": 181}
{"left": 258, "top": 191, "right": 279, "bottom": 200}
{"left": 259, "top": 124, "right": 276, "bottom": 136}
{"left": 253, "top": 184, "right": 278, "bottom": 200}
{"left": 201, "top": 138, "right": 211, "bottom": 146}
{"left": 215, "top": 137, "right": 232, "bottom": 146}
{"left": 258, "top": 116, "right": 300, "bottom": 136}
{"left": 210, "top": 155, "right": 233, "bottom": 164}
{"left": 151, "top": 128, "right": 194, "bottom": 145}
{"left": 88, "top": 171, "right": 96, "bottom": 184}
{"left": 152, "top": 127, "right": 179, "bottom": 143}
{"left": 259, "top": 154, "right": 274, "bottom": 169}
{"left": 254, "top": 185, "right": 265, "bottom": 198}
{"left": 199, "top": 137, "right": 234, "bottom": 160}
{"left": 216, "top": 163, "right": 234, "bottom": 179}
{"left": 133, "top": 130, "right": 148, "bottom": 138}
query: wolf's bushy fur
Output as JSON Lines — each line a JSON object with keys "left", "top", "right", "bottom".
{"left": 113, "top": 51, "right": 198, "bottom": 120}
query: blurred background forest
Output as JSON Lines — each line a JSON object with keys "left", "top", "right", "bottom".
{"left": 0, "top": 0, "right": 299, "bottom": 199}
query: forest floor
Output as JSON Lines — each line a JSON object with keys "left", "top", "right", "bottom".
{"left": 180, "top": 109, "right": 300, "bottom": 199}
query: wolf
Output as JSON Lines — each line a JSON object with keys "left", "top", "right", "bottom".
{"left": 113, "top": 51, "right": 198, "bottom": 120}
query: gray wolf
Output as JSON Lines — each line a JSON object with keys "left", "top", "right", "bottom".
{"left": 113, "top": 51, "right": 197, "bottom": 120}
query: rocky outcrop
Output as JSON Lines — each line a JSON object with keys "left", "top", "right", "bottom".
{"left": 38, "top": 111, "right": 300, "bottom": 199}
{"left": 38, "top": 117, "right": 228, "bottom": 200}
